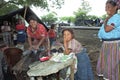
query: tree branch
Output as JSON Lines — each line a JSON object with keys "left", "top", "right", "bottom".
{"left": 0, "top": 1, "right": 19, "bottom": 9}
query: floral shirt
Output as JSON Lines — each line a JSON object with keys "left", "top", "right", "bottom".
{"left": 27, "top": 23, "right": 47, "bottom": 40}
{"left": 68, "top": 39, "right": 83, "bottom": 54}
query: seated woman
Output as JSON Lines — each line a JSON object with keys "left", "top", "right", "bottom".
{"left": 62, "top": 28, "right": 94, "bottom": 80}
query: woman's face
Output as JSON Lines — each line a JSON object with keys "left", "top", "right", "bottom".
{"left": 105, "top": 3, "right": 117, "bottom": 16}
{"left": 29, "top": 20, "right": 37, "bottom": 29}
{"left": 63, "top": 30, "right": 73, "bottom": 42}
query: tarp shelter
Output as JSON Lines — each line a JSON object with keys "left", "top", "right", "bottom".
{"left": 0, "top": 7, "right": 48, "bottom": 31}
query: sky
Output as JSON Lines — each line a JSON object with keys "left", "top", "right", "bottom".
{"left": 32, "top": 0, "right": 107, "bottom": 17}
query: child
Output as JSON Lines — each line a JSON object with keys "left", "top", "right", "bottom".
{"left": 62, "top": 28, "right": 94, "bottom": 80}
{"left": 48, "top": 24, "right": 56, "bottom": 48}
{"left": 13, "top": 31, "right": 17, "bottom": 46}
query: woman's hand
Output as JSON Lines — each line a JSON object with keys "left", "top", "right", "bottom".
{"left": 33, "top": 45, "right": 39, "bottom": 50}
{"left": 104, "top": 16, "right": 114, "bottom": 32}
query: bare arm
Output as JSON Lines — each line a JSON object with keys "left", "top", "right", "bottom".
{"left": 104, "top": 17, "right": 114, "bottom": 32}
{"left": 38, "top": 36, "right": 45, "bottom": 47}
{"left": 28, "top": 36, "right": 33, "bottom": 50}
{"left": 63, "top": 38, "right": 71, "bottom": 55}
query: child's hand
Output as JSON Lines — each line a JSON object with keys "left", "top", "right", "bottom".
{"left": 63, "top": 37, "right": 67, "bottom": 43}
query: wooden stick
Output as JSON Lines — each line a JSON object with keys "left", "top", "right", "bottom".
{"left": 24, "top": 6, "right": 28, "bottom": 19}
{"left": 70, "top": 59, "right": 75, "bottom": 80}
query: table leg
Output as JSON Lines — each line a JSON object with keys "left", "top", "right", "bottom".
{"left": 56, "top": 71, "right": 60, "bottom": 80}
{"left": 30, "top": 77, "right": 35, "bottom": 80}
{"left": 37, "top": 76, "right": 43, "bottom": 80}
{"left": 70, "top": 59, "right": 75, "bottom": 80}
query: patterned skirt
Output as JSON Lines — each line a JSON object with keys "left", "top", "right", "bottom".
{"left": 96, "top": 40, "right": 120, "bottom": 80}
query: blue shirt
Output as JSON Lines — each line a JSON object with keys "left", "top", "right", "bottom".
{"left": 98, "top": 14, "right": 120, "bottom": 39}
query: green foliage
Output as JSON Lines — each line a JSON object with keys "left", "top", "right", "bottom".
{"left": 0, "top": 4, "right": 19, "bottom": 15}
{"left": 0, "top": 0, "right": 64, "bottom": 15}
{"left": 41, "top": 12, "right": 58, "bottom": 26}
{"left": 80, "top": 0, "right": 91, "bottom": 13}
{"left": 73, "top": 0, "right": 99, "bottom": 26}
{"left": 60, "top": 16, "right": 75, "bottom": 23}
{"left": 100, "top": 14, "right": 107, "bottom": 20}
{"left": 74, "top": 0, "right": 91, "bottom": 20}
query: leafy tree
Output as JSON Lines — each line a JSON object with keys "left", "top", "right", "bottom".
{"left": 74, "top": 0, "right": 92, "bottom": 26}
{"left": 59, "top": 16, "right": 75, "bottom": 23}
{"left": 0, "top": 0, "right": 64, "bottom": 15}
{"left": 41, "top": 12, "right": 58, "bottom": 26}
{"left": 0, "top": 4, "right": 19, "bottom": 15}
{"left": 100, "top": 14, "right": 107, "bottom": 20}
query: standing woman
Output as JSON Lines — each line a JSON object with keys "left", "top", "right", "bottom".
{"left": 48, "top": 24, "right": 56, "bottom": 47}
{"left": 97, "top": 1, "right": 120, "bottom": 80}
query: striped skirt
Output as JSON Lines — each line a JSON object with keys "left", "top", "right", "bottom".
{"left": 96, "top": 40, "right": 120, "bottom": 80}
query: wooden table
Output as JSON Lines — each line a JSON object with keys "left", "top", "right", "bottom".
{"left": 27, "top": 58, "right": 75, "bottom": 80}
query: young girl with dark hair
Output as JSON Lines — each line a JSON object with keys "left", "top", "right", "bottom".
{"left": 62, "top": 28, "right": 94, "bottom": 80}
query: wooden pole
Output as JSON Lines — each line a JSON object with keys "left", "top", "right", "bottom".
{"left": 24, "top": 6, "right": 28, "bottom": 19}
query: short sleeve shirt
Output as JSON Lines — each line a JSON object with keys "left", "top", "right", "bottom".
{"left": 27, "top": 23, "right": 47, "bottom": 40}
{"left": 68, "top": 39, "right": 83, "bottom": 54}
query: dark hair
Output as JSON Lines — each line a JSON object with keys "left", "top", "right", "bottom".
{"left": 106, "top": 0, "right": 117, "bottom": 7}
{"left": 106, "top": 0, "right": 118, "bottom": 12}
{"left": 51, "top": 24, "right": 55, "bottom": 29}
{"left": 62, "top": 28, "right": 74, "bottom": 38}
{"left": 28, "top": 16, "right": 38, "bottom": 22}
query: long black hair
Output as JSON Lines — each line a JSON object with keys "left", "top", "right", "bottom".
{"left": 106, "top": 0, "right": 118, "bottom": 12}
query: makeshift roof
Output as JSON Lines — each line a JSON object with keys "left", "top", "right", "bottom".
{"left": 0, "top": 7, "right": 48, "bottom": 31}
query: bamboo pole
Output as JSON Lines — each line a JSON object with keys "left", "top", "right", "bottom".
{"left": 24, "top": 6, "right": 28, "bottom": 19}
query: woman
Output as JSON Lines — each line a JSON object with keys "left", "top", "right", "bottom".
{"left": 97, "top": 1, "right": 120, "bottom": 80}
{"left": 62, "top": 28, "right": 94, "bottom": 80}
{"left": 15, "top": 19, "right": 26, "bottom": 50}
{"left": 1, "top": 21, "right": 11, "bottom": 47}
{"left": 48, "top": 24, "right": 56, "bottom": 47}
{"left": 27, "top": 16, "right": 49, "bottom": 51}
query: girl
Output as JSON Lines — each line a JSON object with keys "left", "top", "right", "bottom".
{"left": 62, "top": 28, "right": 94, "bottom": 80}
